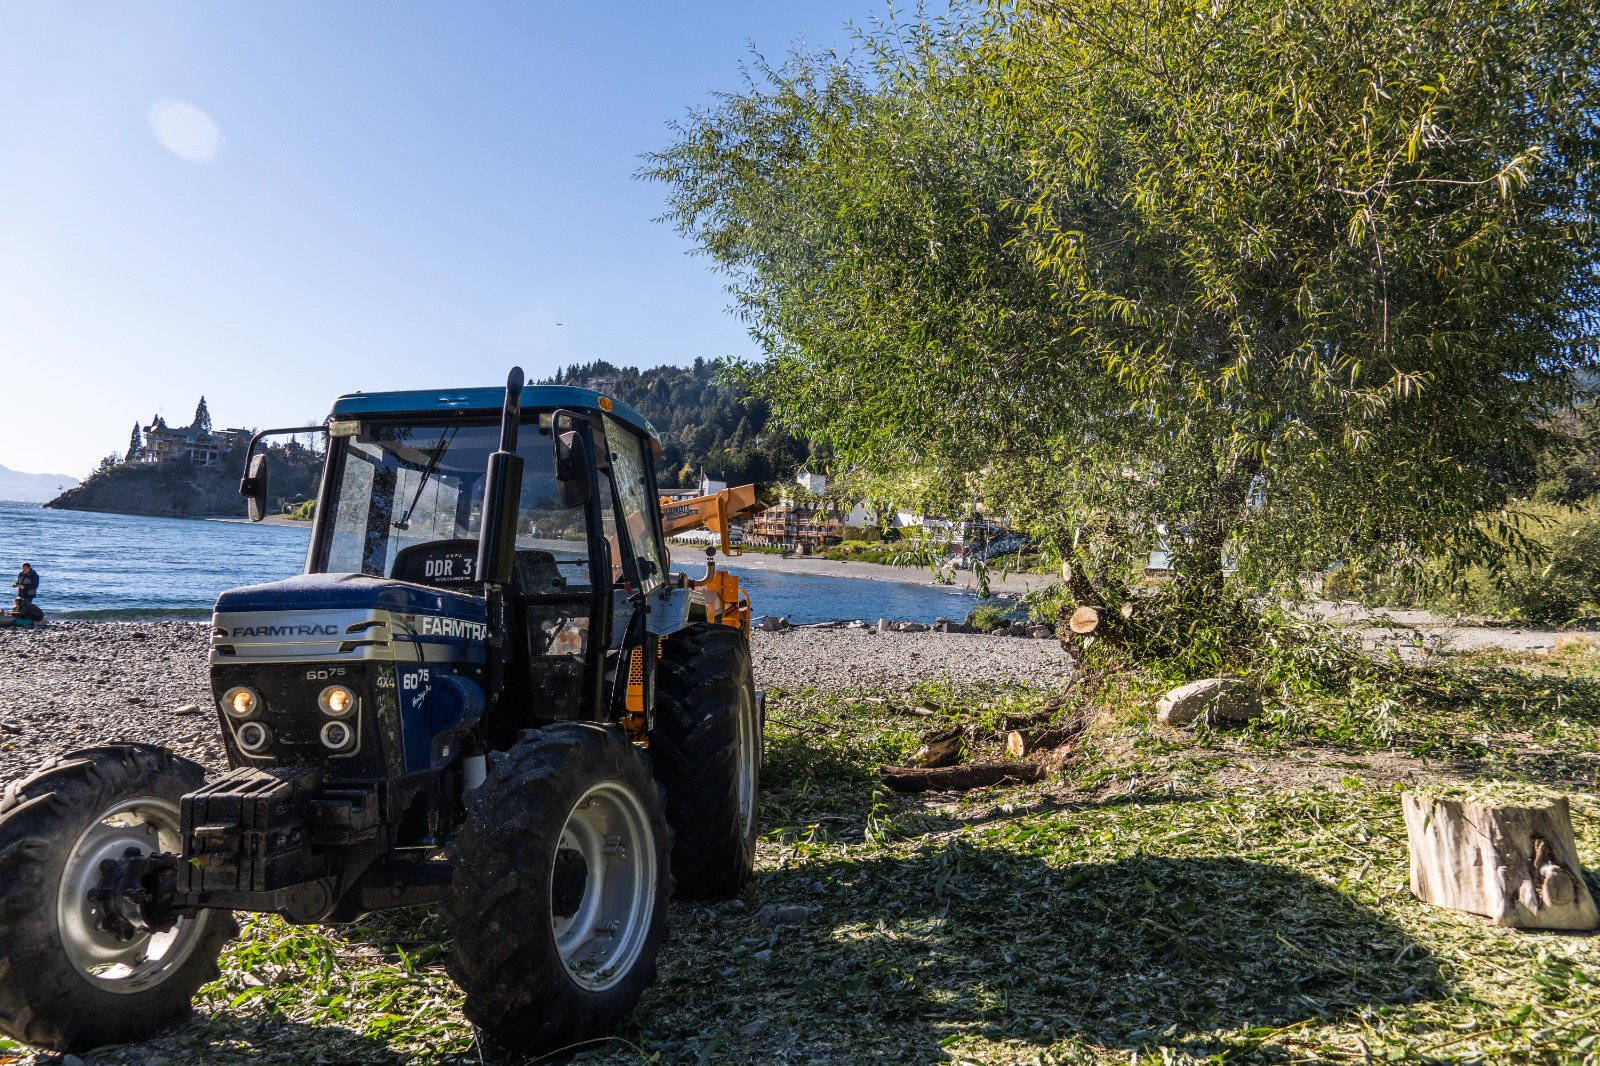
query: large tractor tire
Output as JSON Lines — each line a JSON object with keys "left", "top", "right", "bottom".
{"left": 0, "top": 745, "right": 237, "bottom": 1052}
{"left": 442, "top": 722, "right": 671, "bottom": 1055}
{"left": 650, "top": 623, "right": 761, "bottom": 900}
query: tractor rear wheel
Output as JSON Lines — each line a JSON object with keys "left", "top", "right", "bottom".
{"left": 651, "top": 623, "right": 761, "bottom": 900}
{"left": 442, "top": 722, "right": 671, "bottom": 1055}
{"left": 0, "top": 744, "right": 237, "bottom": 1052}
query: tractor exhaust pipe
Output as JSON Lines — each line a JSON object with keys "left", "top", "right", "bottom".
{"left": 477, "top": 367, "right": 525, "bottom": 711}
{"left": 476, "top": 367, "right": 525, "bottom": 589}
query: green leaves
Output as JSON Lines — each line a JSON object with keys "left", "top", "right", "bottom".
{"left": 647, "top": 0, "right": 1600, "bottom": 596}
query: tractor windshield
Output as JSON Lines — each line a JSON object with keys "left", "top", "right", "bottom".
{"left": 316, "top": 418, "right": 596, "bottom": 588}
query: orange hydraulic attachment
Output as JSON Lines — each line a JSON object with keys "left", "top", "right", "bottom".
{"left": 658, "top": 484, "right": 761, "bottom": 558}
{"left": 698, "top": 567, "right": 751, "bottom": 637}
{"left": 624, "top": 486, "right": 760, "bottom": 740}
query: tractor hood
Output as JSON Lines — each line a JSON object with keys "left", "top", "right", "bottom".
{"left": 211, "top": 573, "right": 489, "bottom": 665}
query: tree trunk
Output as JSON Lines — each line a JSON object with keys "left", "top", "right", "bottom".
{"left": 1053, "top": 536, "right": 1102, "bottom": 606}
{"left": 1175, "top": 450, "right": 1260, "bottom": 592}
{"left": 1403, "top": 792, "right": 1598, "bottom": 930}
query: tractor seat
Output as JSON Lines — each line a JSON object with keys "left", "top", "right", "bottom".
{"left": 511, "top": 550, "right": 569, "bottom": 596}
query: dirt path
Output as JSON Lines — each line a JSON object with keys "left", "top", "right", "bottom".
{"left": 1307, "top": 601, "right": 1599, "bottom": 658}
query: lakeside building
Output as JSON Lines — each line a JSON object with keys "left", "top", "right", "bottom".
{"left": 139, "top": 418, "right": 246, "bottom": 467}
{"left": 741, "top": 469, "right": 881, "bottom": 552}
{"left": 663, "top": 464, "right": 1019, "bottom": 557}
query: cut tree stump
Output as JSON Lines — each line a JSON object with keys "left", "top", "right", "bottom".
{"left": 910, "top": 727, "right": 966, "bottom": 768}
{"left": 1062, "top": 603, "right": 1135, "bottom": 636}
{"left": 1403, "top": 791, "right": 1598, "bottom": 930}
{"left": 1066, "top": 606, "right": 1103, "bottom": 635}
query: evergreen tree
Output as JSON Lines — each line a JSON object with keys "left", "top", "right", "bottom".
{"left": 191, "top": 397, "right": 212, "bottom": 433}
{"left": 126, "top": 422, "right": 142, "bottom": 462}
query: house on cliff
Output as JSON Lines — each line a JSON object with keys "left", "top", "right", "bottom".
{"left": 138, "top": 415, "right": 245, "bottom": 467}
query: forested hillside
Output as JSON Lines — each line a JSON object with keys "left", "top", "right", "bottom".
{"left": 545, "top": 359, "right": 812, "bottom": 488}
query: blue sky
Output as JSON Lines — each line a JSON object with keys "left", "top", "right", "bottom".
{"left": 0, "top": 2, "right": 870, "bottom": 478}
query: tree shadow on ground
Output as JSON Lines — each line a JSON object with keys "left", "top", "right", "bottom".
{"left": 630, "top": 846, "right": 1445, "bottom": 1065}
{"left": 54, "top": 1014, "right": 412, "bottom": 1066}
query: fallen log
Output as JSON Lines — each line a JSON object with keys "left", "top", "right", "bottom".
{"left": 1026, "top": 719, "right": 1086, "bottom": 751}
{"left": 880, "top": 761, "right": 1048, "bottom": 793}
{"left": 1403, "top": 789, "right": 1598, "bottom": 930}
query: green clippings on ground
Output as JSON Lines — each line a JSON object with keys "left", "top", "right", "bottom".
{"left": 1411, "top": 781, "right": 1572, "bottom": 807}
{"left": 29, "top": 647, "right": 1600, "bottom": 1065}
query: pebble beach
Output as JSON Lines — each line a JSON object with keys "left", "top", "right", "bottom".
{"left": 0, "top": 621, "right": 1075, "bottom": 785}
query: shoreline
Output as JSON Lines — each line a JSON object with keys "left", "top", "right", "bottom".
{"left": 671, "top": 546, "right": 1050, "bottom": 596}
{"left": 210, "top": 514, "right": 311, "bottom": 527}
{"left": 31, "top": 501, "right": 311, "bottom": 527}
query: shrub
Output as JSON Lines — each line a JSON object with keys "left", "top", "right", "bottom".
{"left": 1469, "top": 506, "right": 1600, "bottom": 623}
{"left": 969, "top": 605, "right": 1010, "bottom": 633}
{"left": 823, "top": 540, "right": 899, "bottom": 565}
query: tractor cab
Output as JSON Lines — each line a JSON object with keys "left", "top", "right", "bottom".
{"left": 304, "top": 385, "right": 681, "bottom": 740}
{"left": 215, "top": 384, "right": 688, "bottom": 767}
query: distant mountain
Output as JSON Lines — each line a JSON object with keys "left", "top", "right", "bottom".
{"left": 0, "top": 464, "right": 78, "bottom": 503}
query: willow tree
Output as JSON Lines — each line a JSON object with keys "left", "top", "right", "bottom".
{"left": 648, "top": 0, "right": 1600, "bottom": 602}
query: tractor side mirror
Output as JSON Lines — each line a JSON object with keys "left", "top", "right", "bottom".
{"left": 240, "top": 452, "right": 269, "bottom": 523}
{"left": 554, "top": 429, "right": 592, "bottom": 508}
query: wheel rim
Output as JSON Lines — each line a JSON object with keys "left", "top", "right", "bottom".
{"left": 56, "top": 796, "right": 214, "bottom": 994}
{"left": 550, "top": 780, "right": 656, "bottom": 992}
{"left": 735, "top": 689, "right": 759, "bottom": 840}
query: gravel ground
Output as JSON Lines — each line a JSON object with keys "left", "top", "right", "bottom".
{"left": 0, "top": 622, "right": 225, "bottom": 786}
{"left": 0, "top": 622, "right": 1076, "bottom": 786}
{"left": 1306, "top": 602, "right": 1600, "bottom": 660}
{"left": 748, "top": 626, "right": 1074, "bottom": 692}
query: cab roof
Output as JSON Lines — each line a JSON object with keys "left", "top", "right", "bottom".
{"left": 328, "top": 385, "right": 660, "bottom": 449}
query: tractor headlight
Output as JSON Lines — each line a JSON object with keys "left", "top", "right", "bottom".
{"left": 223, "top": 686, "right": 259, "bottom": 718}
{"left": 236, "top": 721, "right": 271, "bottom": 753}
{"left": 318, "top": 685, "right": 356, "bottom": 717}
{"left": 320, "top": 719, "right": 356, "bottom": 751}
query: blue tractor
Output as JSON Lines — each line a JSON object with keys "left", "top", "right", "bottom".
{"left": 0, "top": 370, "right": 762, "bottom": 1055}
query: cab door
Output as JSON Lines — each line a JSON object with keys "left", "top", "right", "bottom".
{"left": 600, "top": 417, "right": 669, "bottom": 739}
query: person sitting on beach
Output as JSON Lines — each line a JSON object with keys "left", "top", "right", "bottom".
{"left": 3, "top": 597, "right": 43, "bottom": 627}
{"left": 12, "top": 563, "right": 38, "bottom": 603}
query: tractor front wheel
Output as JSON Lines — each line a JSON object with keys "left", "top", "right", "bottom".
{"left": 443, "top": 722, "right": 671, "bottom": 1055}
{"left": 0, "top": 745, "right": 237, "bottom": 1052}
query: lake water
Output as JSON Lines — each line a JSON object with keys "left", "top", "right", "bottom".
{"left": 0, "top": 501, "right": 312, "bottom": 620}
{"left": 0, "top": 501, "right": 982, "bottom": 624}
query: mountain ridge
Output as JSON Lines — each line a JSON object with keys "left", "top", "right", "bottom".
{"left": 0, "top": 464, "right": 79, "bottom": 503}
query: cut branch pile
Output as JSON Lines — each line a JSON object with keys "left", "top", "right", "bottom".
{"left": 880, "top": 713, "right": 1085, "bottom": 793}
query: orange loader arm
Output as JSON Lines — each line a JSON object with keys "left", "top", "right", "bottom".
{"left": 659, "top": 484, "right": 761, "bottom": 557}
